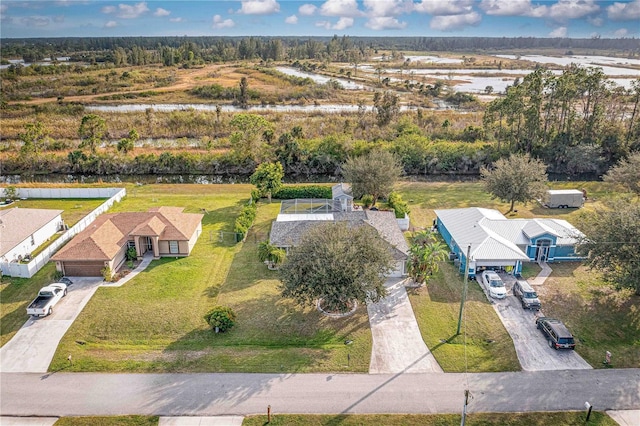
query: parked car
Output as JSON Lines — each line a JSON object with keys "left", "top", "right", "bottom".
{"left": 58, "top": 277, "right": 73, "bottom": 286}
{"left": 481, "top": 270, "right": 507, "bottom": 299}
{"left": 513, "top": 280, "right": 541, "bottom": 310}
{"left": 26, "top": 283, "right": 67, "bottom": 317}
{"left": 536, "top": 317, "right": 576, "bottom": 350}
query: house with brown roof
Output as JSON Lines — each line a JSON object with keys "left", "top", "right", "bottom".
{"left": 0, "top": 208, "right": 64, "bottom": 267}
{"left": 51, "top": 207, "right": 203, "bottom": 277}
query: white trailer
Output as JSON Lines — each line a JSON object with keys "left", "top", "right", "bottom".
{"left": 544, "top": 189, "right": 584, "bottom": 209}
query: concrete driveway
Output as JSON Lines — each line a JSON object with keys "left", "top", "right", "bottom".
{"left": 368, "top": 278, "right": 442, "bottom": 374}
{"left": 484, "top": 274, "right": 591, "bottom": 371}
{"left": 0, "top": 277, "right": 103, "bottom": 373}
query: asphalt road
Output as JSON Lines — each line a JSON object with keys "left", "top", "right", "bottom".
{"left": 2, "top": 369, "right": 639, "bottom": 417}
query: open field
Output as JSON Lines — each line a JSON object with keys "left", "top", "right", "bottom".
{"left": 49, "top": 184, "right": 372, "bottom": 373}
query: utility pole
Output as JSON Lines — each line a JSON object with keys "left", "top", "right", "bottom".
{"left": 461, "top": 389, "right": 470, "bottom": 426}
{"left": 456, "top": 245, "right": 471, "bottom": 335}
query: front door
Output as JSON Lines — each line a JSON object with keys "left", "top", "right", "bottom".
{"left": 536, "top": 239, "right": 551, "bottom": 263}
{"left": 145, "top": 237, "right": 153, "bottom": 252}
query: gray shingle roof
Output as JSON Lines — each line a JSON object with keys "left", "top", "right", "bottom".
{"left": 269, "top": 209, "right": 408, "bottom": 260}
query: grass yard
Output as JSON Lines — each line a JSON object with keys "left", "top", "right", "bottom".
{"left": 0, "top": 197, "right": 109, "bottom": 347}
{"left": 50, "top": 184, "right": 371, "bottom": 373}
{"left": 408, "top": 262, "right": 520, "bottom": 372}
{"left": 243, "top": 411, "right": 617, "bottom": 425}
{"left": 54, "top": 416, "right": 158, "bottom": 426}
{"left": 537, "top": 263, "right": 640, "bottom": 368}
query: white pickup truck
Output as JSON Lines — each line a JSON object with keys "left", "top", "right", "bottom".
{"left": 26, "top": 283, "right": 67, "bottom": 317}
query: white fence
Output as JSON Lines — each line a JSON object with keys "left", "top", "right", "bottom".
{"left": 0, "top": 187, "right": 126, "bottom": 278}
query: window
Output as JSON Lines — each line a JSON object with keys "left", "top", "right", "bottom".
{"left": 30, "top": 235, "right": 35, "bottom": 246}
{"left": 169, "top": 241, "right": 179, "bottom": 254}
{"left": 127, "top": 241, "right": 136, "bottom": 249}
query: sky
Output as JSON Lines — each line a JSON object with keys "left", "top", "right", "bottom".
{"left": 0, "top": 0, "right": 639, "bottom": 39}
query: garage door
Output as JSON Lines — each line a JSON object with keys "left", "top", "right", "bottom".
{"left": 62, "top": 261, "right": 104, "bottom": 276}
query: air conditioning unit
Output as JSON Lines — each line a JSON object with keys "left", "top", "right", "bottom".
{"left": 448, "top": 252, "right": 458, "bottom": 261}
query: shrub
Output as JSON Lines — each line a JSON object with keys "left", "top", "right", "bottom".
{"left": 204, "top": 306, "right": 237, "bottom": 332}
{"left": 101, "top": 265, "right": 113, "bottom": 282}
{"left": 233, "top": 201, "right": 258, "bottom": 242}
{"left": 361, "top": 194, "right": 374, "bottom": 209}
{"left": 387, "top": 192, "right": 410, "bottom": 219}
{"left": 126, "top": 247, "right": 137, "bottom": 261}
{"left": 272, "top": 185, "right": 332, "bottom": 199}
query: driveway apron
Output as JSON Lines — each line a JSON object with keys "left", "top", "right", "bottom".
{"left": 0, "top": 277, "right": 103, "bottom": 373}
{"left": 368, "top": 278, "right": 442, "bottom": 374}
{"left": 492, "top": 273, "right": 592, "bottom": 371}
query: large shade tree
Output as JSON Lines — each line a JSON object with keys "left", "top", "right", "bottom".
{"left": 603, "top": 151, "right": 640, "bottom": 197}
{"left": 577, "top": 199, "right": 640, "bottom": 295}
{"left": 78, "top": 114, "right": 107, "bottom": 153}
{"left": 279, "top": 222, "right": 395, "bottom": 312}
{"left": 342, "top": 149, "right": 402, "bottom": 206}
{"left": 481, "top": 153, "right": 548, "bottom": 213}
{"left": 250, "top": 162, "right": 284, "bottom": 202}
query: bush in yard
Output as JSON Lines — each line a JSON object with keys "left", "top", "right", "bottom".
{"left": 233, "top": 201, "right": 258, "bottom": 241}
{"left": 360, "top": 194, "right": 374, "bottom": 209}
{"left": 386, "top": 192, "right": 410, "bottom": 218}
{"left": 272, "top": 185, "right": 332, "bottom": 199}
{"left": 126, "top": 247, "right": 137, "bottom": 261}
{"left": 204, "top": 306, "right": 237, "bottom": 333}
{"left": 101, "top": 266, "right": 113, "bottom": 282}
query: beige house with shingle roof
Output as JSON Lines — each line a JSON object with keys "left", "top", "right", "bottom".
{"left": 0, "top": 208, "right": 64, "bottom": 266}
{"left": 52, "top": 207, "right": 203, "bottom": 276}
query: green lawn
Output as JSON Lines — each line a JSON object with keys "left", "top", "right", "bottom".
{"left": 55, "top": 416, "right": 158, "bottom": 426}
{"left": 537, "top": 263, "right": 640, "bottom": 368}
{"left": 408, "top": 262, "right": 520, "bottom": 372}
{"left": 243, "top": 412, "right": 617, "bottom": 425}
{"left": 0, "top": 197, "right": 108, "bottom": 347}
{"left": 50, "top": 184, "right": 371, "bottom": 373}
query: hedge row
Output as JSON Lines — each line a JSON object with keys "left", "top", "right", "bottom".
{"left": 386, "top": 192, "right": 410, "bottom": 219}
{"left": 272, "top": 185, "right": 332, "bottom": 199}
{"left": 233, "top": 200, "right": 258, "bottom": 242}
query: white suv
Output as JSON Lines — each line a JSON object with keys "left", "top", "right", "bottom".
{"left": 481, "top": 270, "right": 507, "bottom": 299}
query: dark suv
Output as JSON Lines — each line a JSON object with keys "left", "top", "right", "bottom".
{"left": 536, "top": 317, "right": 576, "bottom": 350}
{"left": 513, "top": 280, "right": 541, "bottom": 310}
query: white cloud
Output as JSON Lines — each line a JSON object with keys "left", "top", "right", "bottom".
{"left": 319, "top": 0, "right": 362, "bottom": 17}
{"left": 104, "top": 20, "right": 118, "bottom": 28}
{"left": 363, "top": 0, "right": 412, "bottom": 17}
{"left": 365, "top": 16, "right": 407, "bottom": 30}
{"left": 547, "top": 0, "right": 599, "bottom": 21}
{"left": 480, "top": 0, "right": 546, "bottom": 18}
{"left": 238, "top": 0, "right": 280, "bottom": 15}
{"left": 549, "top": 26, "right": 567, "bottom": 37}
{"left": 212, "top": 14, "right": 235, "bottom": 29}
{"left": 587, "top": 16, "right": 603, "bottom": 26}
{"left": 415, "top": 0, "right": 474, "bottom": 16}
{"left": 299, "top": 4, "right": 317, "bottom": 16}
{"left": 53, "top": 15, "right": 65, "bottom": 23}
{"left": 430, "top": 11, "right": 481, "bottom": 31}
{"left": 614, "top": 28, "right": 629, "bottom": 37}
{"left": 285, "top": 14, "right": 298, "bottom": 24}
{"left": 154, "top": 8, "right": 170, "bottom": 17}
{"left": 0, "top": 4, "right": 7, "bottom": 12}
{"left": 102, "top": 2, "right": 149, "bottom": 19}
{"left": 21, "top": 16, "right": 49, "bottom": 27}
{"left": 315, "top": 16, "right": 354, "bottom": 30}
{"left": 170, "top": 17, "right": 184, "bottom": 22}
{"left": 608, "top": 0, "right": 640, "bottom": 21}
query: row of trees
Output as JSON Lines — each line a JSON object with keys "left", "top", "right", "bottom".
{"left": 484, "top": 68, "right": 640, "bottom": 174}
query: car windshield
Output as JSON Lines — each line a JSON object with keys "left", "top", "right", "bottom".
{"left": 489, "top": 279, "right": 504, "bottom": 288}
{"left": 524, "top": 291, "right": 538, "bottom": 298}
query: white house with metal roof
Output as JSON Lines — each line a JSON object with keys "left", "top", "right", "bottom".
{"left": 435, "top": 207, "right": 584, "bottom": 278}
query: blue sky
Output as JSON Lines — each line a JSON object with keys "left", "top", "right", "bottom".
{"left": 1, "top": 1, "right": 638, "bottom": 39}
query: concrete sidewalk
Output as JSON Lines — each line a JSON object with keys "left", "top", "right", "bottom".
{"left": 160, "top": 416, "right": 244, "bottom": 425}
{"left": 368, "top": 278, "right": 442, "bottom": 374}
{"left": 528, "top": 262, "right": 553, "bottom": 286}
{"left": 0, "top": 254, "right": 154, "bottom": 373}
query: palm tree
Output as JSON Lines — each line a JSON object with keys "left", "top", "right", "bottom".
{"left": 258, "top": 241, "right": 286, "bottom": 270}
{"left": 408, "top": 231, "right": 448, "bottom": 285}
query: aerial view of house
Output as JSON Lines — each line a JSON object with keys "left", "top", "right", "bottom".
{"left": 51, "top": 206, "right": 203, "bottom": 276}
{"left": 270, "top": 184, "right": 409, "bottom": 277}
{"left": 435, "top": 207, "right": 584, "bottom": 278}
{"left": 0, "top": 208, "right": 64, "bottom": 268}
